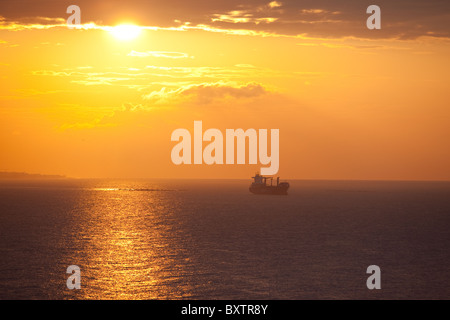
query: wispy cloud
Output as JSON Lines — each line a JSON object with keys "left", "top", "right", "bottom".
{"left": 30, "top": 64, "right": 286, "bottom": 90}
{"left": 128, "top": 51, "right": 190, "bottom": 59}
{"left": 211, "top": 1, "right": 283, "bottom": 25}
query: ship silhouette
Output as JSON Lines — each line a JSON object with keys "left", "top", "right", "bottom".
{"left": 249, "top": 173, "right": 290, "bottom": 195}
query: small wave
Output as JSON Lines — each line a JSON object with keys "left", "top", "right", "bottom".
{"left": 120, "top": 188, "right": 178, "bottom": 192}
{"left": 92, "top": 188, "right": 179, "bottom": 192}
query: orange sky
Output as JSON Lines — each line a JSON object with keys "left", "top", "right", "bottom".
{"left": 1, "top": 1, "right": 449, "bottom": 180}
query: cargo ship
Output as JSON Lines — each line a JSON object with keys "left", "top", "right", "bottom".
{"left": 249, "top": 173, "right": 290, "bottom": 195}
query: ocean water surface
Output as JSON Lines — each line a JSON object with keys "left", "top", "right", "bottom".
{"left": 1, "top": 179, "right": 449, "bottom": 299}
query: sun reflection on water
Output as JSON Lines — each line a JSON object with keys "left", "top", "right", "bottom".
{"left": 70, "top": 184, "right": 190, "bottom": 299}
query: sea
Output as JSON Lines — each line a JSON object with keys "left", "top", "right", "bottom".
{"left": 0, "top": 179, "right": 449, "bottom": 299}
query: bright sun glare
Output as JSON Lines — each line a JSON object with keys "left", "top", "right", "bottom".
{"left": 110, "top": 24, "right": 142, "bottom": 41}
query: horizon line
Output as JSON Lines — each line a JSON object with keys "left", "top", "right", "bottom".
{"left": 1, "top": 171, "right": 449, "bottom": 183}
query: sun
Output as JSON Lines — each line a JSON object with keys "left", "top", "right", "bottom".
{"left": 110, "top": 24, "right": 142, "bottom": 41}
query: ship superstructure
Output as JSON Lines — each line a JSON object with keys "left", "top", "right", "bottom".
{"left": 249, "top": 173, "right": 289, "bottom": 195}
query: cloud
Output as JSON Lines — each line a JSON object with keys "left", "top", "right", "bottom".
{"left": 128, "top": 51, "right": 190, "bottom": 59}
{"left": 210, "top": 1, "right": 283, "bottom": 25}
{"left": 30, "top": 64, "right": 285, "bottom": 92}
{"left": 58, "top": 102, "right": 154, "bottom": 130}
{"left": 1, "top": 1, "right": 449, "bottom": 40}
{"left": 268, "top": 1, "right": 283, "bottom": 9}
{"left": 142, "top": 81, "right": 269, "bottom": 104}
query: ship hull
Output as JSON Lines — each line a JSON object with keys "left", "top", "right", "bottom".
{"left": 249, "top": 185, "right": 289, "bottom": 195}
